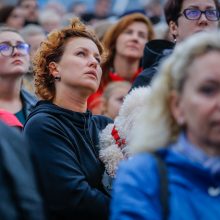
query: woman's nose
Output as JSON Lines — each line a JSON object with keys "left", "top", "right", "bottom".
{"left": 89, "top": 56, "right": 98, "bottom": 67}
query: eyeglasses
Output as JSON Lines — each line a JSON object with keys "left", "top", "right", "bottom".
{"left": 0, "top": 42, "right": 30, "bottom": 57}
{"left": 179, "top": 9, "right": 220, "bottom": 21}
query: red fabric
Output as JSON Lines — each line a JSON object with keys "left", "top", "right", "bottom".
{"left": 111, "top": 125, "right": 126, "bottom": 148}
{"left": 88, "top": 67, "right": 142, "bottom": 112}
{"left": 0, "top": 109, "right": 23, "bottom": 128}
{"left": 108, "top": 67, "right": 142, "bottom": 82}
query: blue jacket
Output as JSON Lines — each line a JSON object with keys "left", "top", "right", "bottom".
{"left": 23, "top": 101, "right": 112, "bottom": 220}
{"left": 111, "top": 148, "right": 220, "bottom": 220}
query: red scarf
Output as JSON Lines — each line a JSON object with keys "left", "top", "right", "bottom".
{"left": 109, "top": 67, "right": 143, "bottom": 83}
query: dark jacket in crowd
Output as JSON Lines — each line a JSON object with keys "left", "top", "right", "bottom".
{"left": 23, "top": 101, "right": 113, "bottom": 220}
{"left": 130, "top": 39, "right": 174, "bottom": 90}
{"left": 0, "top": 121, "right": 45, "bottom": 220}
{"left": 18, "top": 89, "right": 37, "bottom": 124}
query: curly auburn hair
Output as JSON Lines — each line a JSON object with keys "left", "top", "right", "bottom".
{"left": 33, "top": 17, "right": 105, "bottom": 100}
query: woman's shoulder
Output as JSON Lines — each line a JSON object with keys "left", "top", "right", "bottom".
{"left": 121, "top": 152, "right": 159, "bottom": 170}
{"left": 116, "top": 152, "right": 161, "bottom": 184}
{"left": 24, "top": 102, "right": 63, "bottom": 129}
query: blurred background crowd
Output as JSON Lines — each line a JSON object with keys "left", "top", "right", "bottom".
{"left": 1, "top": 0, "right": 220, "bottom": 219}
{"left": 0, "top": 0, "right": 171, "bottom": 120}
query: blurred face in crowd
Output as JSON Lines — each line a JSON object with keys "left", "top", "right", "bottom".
{"left": 6, "top": 7, "right": 26, "bottom": 30}
{"left": 25, "top": 34, "right": 45, "bottom": 58}
{"left": 115, "top": 21, "right": 149, "bottom": 60}
{"left": 49, "top": 37, "right": 102, "bottom": 95}
{"left": 171, "top": 50, "right": 220, "bottom": 155}
{"left": 20, "top": 0, "right": 38, "bottom": 22}
{"left": 170, "top": 0, "right": 219, "bottom": 42}
{"left": 103, "top": 84, "right": 131, "bottom": 119}
{"left": 0, "top": 31, "right": 30, "bottom": 77}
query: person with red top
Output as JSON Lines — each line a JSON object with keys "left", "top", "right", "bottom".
{"left": 88, "top": 13, "right": 155, "bottom": 114}
{"left": 0, "top": 108, "right": 23, "bottom": 129}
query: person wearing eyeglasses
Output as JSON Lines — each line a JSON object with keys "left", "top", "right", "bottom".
{"left": 130, "top": 0, "right": 220, "bottom": 90}
{"left": 0, "top": 26, "right": 37, "bottom": 125}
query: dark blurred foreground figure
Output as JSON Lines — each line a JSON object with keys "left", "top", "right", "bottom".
{"left": 23, "top": 18, "right": 112, "bottom": 220}
{"left": 131, "top": 0, "right": 220, "bottom": 90}
{"left": 0, "top": 121, "right": 45, "bottom": 220}
{"left": 111, "top": 31, "right": 220, "bottom": 220}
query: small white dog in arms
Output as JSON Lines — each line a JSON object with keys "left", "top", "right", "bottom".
{"left": 99, "top": 86, "right": 152, "bottom": 177}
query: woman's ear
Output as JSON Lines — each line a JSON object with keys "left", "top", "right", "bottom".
{"left": 169, "top": 91, "right": 185, "bottom": 126}
{"left": 48, "top": 62, "right": 59, "bottom": 77}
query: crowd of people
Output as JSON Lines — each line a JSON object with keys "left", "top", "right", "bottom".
{"left": 0, "top": 0, "right": 220, "bottom": 219}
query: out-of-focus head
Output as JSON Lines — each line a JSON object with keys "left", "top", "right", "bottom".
{"left": 164, "top": 0, "right": 220, "bottom": 42}
{"left": 17, "top": 0, "right": 39, "bottom": 23}
{"left": 38, "top": 10, "right": 62, "bottom": 34}
{"left": 168, "top": 32, "right": 220, "bottom": 152}
{"left": 20, "top": 24, "right": 46, "bottom": 58}
{"left": 93, "top": 19, "right": 114, "bottom": 41}
{"left": 132, "top": 31, "right": 220, "bottom": 154}
{"left": 102, "top": 81, "right": 131, "bottom": 119}
{"left": 69, "top": 0, "right": 87, "bottom": 18}
{"left": 0, "top": 26, "right": 30, "bottom": 77}
{"left": 33, "top": 18, "right": 105, "bottom": 101}
{"left": 102, "top": 13, "right": 155, "bottom": 77}
{"left": 0, "top": 5, "right": 26, "bottom": 30}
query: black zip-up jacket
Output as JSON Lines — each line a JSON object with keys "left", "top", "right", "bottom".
{"left": 20, "top": 89, "right": 37, "bottom": 119}
{"left": 23, "top": 101, "right": 113, "bottom": 220}
{"left": 130, "top": 39, "right": 174, "bottom": 90}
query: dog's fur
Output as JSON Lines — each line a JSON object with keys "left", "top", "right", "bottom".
{"left": 99, "top": 87, "right": 151, "bottom": 177}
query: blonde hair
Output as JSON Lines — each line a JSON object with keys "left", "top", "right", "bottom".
{"left": 33, "top": 17, "right": 105, "bottom": 100}
{"left": 131, "top": 31, "right": 220, "bottom": 154}
{"left": 103, "top": 81, "right": 131, "bottom": 102}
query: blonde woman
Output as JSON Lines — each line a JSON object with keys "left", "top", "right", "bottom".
{"left": 111, "top": 31, "right": 220, "bottom": 219}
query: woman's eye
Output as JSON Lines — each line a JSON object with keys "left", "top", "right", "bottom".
{"left": 138, "top": 32, "right": 147, "bottom": 39}
{"left": 124, "top": 30, "right": 132, "bottom": 35}
{"left": 95, "top": 57, "right": 101, "bottom": 63}
{"left": 199, "top": 85, "right": 217, "bottom": 96}
{"left": 76, "top": 51, "right": 85, "bottom": 57}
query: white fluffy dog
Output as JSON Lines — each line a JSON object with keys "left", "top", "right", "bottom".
{"left": 99, "top": 86, "right": 152, "bottom": 177}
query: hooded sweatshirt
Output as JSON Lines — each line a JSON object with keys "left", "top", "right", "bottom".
{"left": 23, "top": 100, "right": 112, "bottom": 220}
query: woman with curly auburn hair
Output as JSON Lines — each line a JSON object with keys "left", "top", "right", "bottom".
{"left": 88, "top": 13, "right": 155, "bottom": 114}
{"left": 23, "top": 18, "right": 112, "bottom": 220}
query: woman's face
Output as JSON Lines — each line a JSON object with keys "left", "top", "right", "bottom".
{"left": 171, "top": 0, "right": 219, "bottom": 43}
{"left": 171, "top": 51, "right": 220, "bottom": 150}
{"left": 20, "top": 0, "right": 38, "bottom": 22}
{"left": 51, "top": 37, "right": 102, "bottom": 95}
{"left": 115, "top": 21, "right": 149, "bottom": 60}
{"left": 0, "top": 31, "right": 30, "bottom": 77}
{"left": 6, "top": 7, "right": 26, "bottom": 30}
